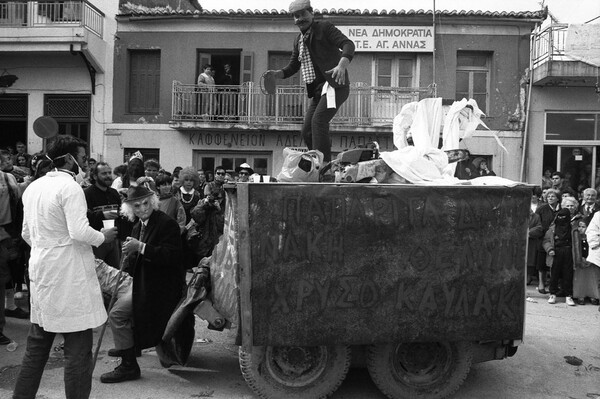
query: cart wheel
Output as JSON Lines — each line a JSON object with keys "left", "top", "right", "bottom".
{"left": 367, "top": 341, "right": 472, "bottom": 399}
{"left": 239, "top": 345, "right": 351, "bottom": 399}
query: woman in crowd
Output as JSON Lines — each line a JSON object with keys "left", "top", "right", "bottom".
{"left": 175, "top": 167, "right": 203, "bottom": 269}
{"left": 542, "top": 167, "right": 553, "bottom": 190}
{"left": 175, "top": 167, "right": 202, "bottom": 224}
{"left": 535, "top": 188, "right": 561, "bottom": 294}
{"left": 155, "top": 174, "right": 186, "bottom": 234}
{"left": 15, "top": 154, "right": 31, "bottom": 177}
{"left": 528, "top": 189, "right": 544, "bottom": 285}
{"left": 469, "top": 157, "right": 496, "bottom": 178}
{"left": 543, "top": 197, "right": 581, "bottom": 306}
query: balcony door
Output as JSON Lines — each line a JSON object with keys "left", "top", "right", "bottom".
{"left": 371, "top": 55, "right": 415, "bottom": 123}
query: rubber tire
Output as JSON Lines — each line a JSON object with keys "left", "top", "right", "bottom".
{"left": 367, "top": 341, "right": 472, "bottom": 399}
{"left": 239, "top": 345, "right": 351, "bottom": 399}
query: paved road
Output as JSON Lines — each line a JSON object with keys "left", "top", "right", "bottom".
{"left": 1, "top": 285, "right": 599, "bottom": 399}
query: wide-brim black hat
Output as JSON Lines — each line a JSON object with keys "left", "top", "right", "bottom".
{"left": 123, "top": 185, "right": 154, "bottom": 202}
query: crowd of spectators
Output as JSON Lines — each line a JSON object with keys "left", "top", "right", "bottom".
{"left": 0, "top": 139, "right": 259, "bottom": 396}
{"left": 530, "top": 169, "right": 600, "bottom": 311}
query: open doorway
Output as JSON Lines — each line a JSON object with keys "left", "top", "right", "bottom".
{"left": 0, "top": 95, "right": 28, "bottom": 153}
{"left": 196, "top": 50, "right": 241, "bottom": 86}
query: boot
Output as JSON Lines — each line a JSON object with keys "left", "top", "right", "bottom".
{"left": 100, "top": 347, "right": 141, "bottom": 383}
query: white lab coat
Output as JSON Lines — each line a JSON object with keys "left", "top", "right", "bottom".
{"left": 585, "top": 212, "right": 600, "bottom": 269}
{"left": 21, "top": 171, "right": 107, "bottom": 332}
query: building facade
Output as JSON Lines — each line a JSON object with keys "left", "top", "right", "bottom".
{"left": 108, "top": 3, "right": 544, "bottom": 179}
{"left": 526, "top": 20, "right": 600, "bottom": 193}
{"left": 0, "top": 0, "right": 118, "bottom": 160}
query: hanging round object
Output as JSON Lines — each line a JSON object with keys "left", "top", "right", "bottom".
{"left": 33, "top": 116, "right": 59, "bottom": 139}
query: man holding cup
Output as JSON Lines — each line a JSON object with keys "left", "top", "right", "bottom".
{"left": 84, "top": 161, "right": 122, "bottom": 268}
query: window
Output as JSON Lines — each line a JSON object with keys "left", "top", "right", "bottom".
{"left": 44, "top": 94, "right": 90, "bottom": 145}
{"left": 545, "top": 113, "right": 598, "bottom": 141}
{"left": 193, "top": 150, "right": 272, "bottom": 176}
{"left": 373, "top": 55, "right": 415, "bottom": 87}
{"left": 267, "top": 52, "right": 305, "bottom": 119}
{"left": 456, "top": 51, "right": 491, "bottom": 113}
{"left": 268, "top": 52, "right": 301, "bottom": 86}
{"left": 129, "top": 50, "right": 161, "bottom": 113}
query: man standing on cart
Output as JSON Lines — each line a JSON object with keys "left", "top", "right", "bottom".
{"left": 265, "top": 0, "right": 355, "bottom": 164}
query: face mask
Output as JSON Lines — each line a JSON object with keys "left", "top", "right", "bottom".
{"left": 71, "top": 155, "right": 86, "bottom": 184}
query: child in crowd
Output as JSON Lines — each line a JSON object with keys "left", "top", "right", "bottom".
{"left": 574, "top": 218, "right": 600, "bottom": 306}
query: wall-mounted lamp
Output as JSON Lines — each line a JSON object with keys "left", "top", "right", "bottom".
{"left": 0, "top": 70, "right": 18, "bottom": 88}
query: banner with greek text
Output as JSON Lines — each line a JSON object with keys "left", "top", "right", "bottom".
{"left": 338, "top": 26, "right": 434, "bottom": 52}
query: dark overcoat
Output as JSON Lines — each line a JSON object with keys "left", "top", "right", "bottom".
{"left": 127, "top": 209, "right": 185, "bottom": 350}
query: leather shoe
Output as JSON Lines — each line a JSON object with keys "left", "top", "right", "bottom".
{"left": 537, "top": 287, "right": 547, "bottom": 294}
{"left": 590, "top": 298, "right": 599, "bottom": 306}
{"left": 0, "top": 333, "right": 11, "bottom": 345}
{"left": 5, "top": 307, "right": 30, "bottom": 319}
{"left": 577, "top": 298, "right": 586, "bottom": 306}
{"left": 100, "top": 364, "right": 141, "bottom": 383}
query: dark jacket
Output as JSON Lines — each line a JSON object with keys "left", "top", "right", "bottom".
{"left": 127, "top": 210, "right": 185, "bottom": 350}
{"left": 535, "top": 202, "right": 561, "bottom": 234}
{"left": 578, "top": 202, "right": 600, "bottom": 224}
{"left": 527, "top": 211, "right": 543, "bottom": 267}
{"left": 282, "top": 20, "right": 355, "bottom": 97}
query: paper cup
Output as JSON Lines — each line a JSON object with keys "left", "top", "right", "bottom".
{"left": 102, "top": 219, "right": 115, "bottom": 229}
{"left": 263, "top": 175, "right": 271, "bottom": 182}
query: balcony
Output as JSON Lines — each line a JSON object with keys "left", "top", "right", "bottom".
{"left": 170, "top": 81, "right": 431, "bottom": 130}
{"left": 0, "top": 1, "right": 106, "bottom": 70}
{"left": 531, "top": 23, "right": 599, "bottom": 87}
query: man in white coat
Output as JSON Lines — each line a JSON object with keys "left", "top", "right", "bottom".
{"left": 13, "top": 135, "right": 117, "bottom": 399}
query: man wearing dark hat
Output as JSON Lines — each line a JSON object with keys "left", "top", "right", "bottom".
{"left": 100, "top": 185, "right": 185, "bottom": 383}
{"left": 265, "top": 0, "right": 355, "bottom": 164}
{"left": 235, "top": 162, "right": 254, "bottom": 182}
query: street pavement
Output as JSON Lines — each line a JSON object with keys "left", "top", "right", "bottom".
{"left": 1, "top": 285, "right": 599, "bottom": 399}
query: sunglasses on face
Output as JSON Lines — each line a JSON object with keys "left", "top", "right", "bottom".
{"left": 216, "top": 172, "right": 226, "bottom": 175}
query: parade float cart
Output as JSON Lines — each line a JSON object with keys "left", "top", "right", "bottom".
{"left": 208, "top": 182, "right": 531, "bottom": 399}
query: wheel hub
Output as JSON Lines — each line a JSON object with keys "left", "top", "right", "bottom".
{"left": 265, "top": 346, "right": 328, "bottom": 387}
{"left": 392, "top": 342, "right": 451, "bottom": 385}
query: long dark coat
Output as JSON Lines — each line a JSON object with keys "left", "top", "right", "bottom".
{"left": 126, "top": 209, "right": 185, "bottom": 350}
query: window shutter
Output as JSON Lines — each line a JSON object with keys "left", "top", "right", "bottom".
{"left": 129, "top": 50, "right": 161, "bottom": 113}
{"left": 241, "top": 51, "right": 254, "bottom": 83}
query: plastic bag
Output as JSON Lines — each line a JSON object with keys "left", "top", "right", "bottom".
{"left": 276, "top": 148, "right": 324, "bottom": 182}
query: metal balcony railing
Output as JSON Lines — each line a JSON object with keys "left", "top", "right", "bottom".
{"left": 0, "top": 1, "right": 104, "bottom": 37}
{"left": 532, "top": 23, "right": 568, "bottom": 68}
{"left": 172, "top": 81, "right": 429, "bottom": 127}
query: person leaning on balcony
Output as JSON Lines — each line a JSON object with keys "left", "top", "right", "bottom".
{"left": 265, "top": 0, "right": 355, "bottom": 164}
{"left": 197, "top": 64, "right": 216, "bottom": 117}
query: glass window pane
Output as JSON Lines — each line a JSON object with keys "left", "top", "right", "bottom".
{"left": 378, "top": 76, "right": 391, "bottom": 87}
{"left": 546, "top": 113, "right": 595, "bottom": 140}
{"left": 254, "top": 158, "right": 268, "bottom": 175}
{"left": 379, "top": 58, "right": 392, "bottom": 75}
{"left": 473, "top": 94, "right": 486, "bottom": 113}
{"left": 473, "top": 72, "right": 487, "bottom": 93}
{"left": 397, "top": 77, "right": 411, "bottom": 87}
{"left": 456, "top": 71, "right": 468, "bottom": 93}
{"left": 560, "top": 146, "right": 593, "bottom": 191}
{"left": 398, "top": 59, "right": 413, "bottom": 76}
{"left": 457, "top": 53, "right": 487, "bottom": 67}
{"left": 221, "top": 157, "right": 234, "bottom": 172}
